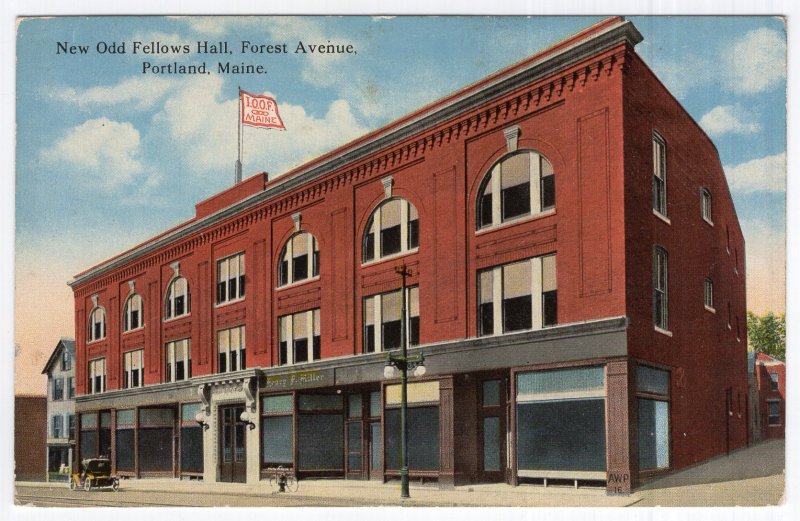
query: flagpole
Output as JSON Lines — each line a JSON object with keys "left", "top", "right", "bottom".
{"left": 236, "top": 87, "right": 243, "bottom": 184}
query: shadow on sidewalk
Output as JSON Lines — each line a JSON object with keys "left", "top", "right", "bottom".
{"left": 637, "top": 439, "right": 784, "bottom": 491}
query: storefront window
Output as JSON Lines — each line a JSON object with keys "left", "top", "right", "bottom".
{"left": 180, "top": 403, "right": 203, "bottom": 474}
{"left": 115, "top": 409, "right": 135, "bottom": 472}
{"left": 80, "top": 412, "right": 98, "bottom": 459}
{"left": 298, "top": 394, "right": 344, "bottom": 471}
{"left": 385, "top": 381, "right": 440, "bottom": 472}
{"left": 138, "top": 408, "right": 174, "bottom": 472}
{"left": 637, "top": 365, "right": 670, "bottom": 470}
{"left": 261, "top": 395, "right": 294, "bottom": 468}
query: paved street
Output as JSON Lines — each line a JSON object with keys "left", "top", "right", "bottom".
{"left": 14, "top": 439, "right": 784, "bottom": 508}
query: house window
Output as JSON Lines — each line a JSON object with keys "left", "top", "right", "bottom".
{"left": 653, "top": 133, "right": 667, "bottom": 216}
{"left": 770, "top": 372, "right": 779, "bottom": 391}
{"left": 477, "top": 150, "right": 555, "bottom": 229}
{"left": 278, "top": 232, "right": 320, "bottom": 286}
{"left": 165, "top": 339, "right": 191, "bottom": 382}
{"left": 61, "top": 348, "right": 71, "bottom": 371}
{"left": 217, "top": 253, "right": 245, "bottom": 304}
{"left": 278, "top": 309, "right": 320, "bottom": 365}
{"left": 362, "top": 198, "right": 419, "bottom": 263}
{"left": 67, "top": 377, "right": 75, "bottom": 399}
{"left": 88, "top": 358, "right": 106, "bottom": 394}
{"left": 653, "top": 247, "right": 669, "bottom": 331}
{"left": 123, "top": 294, "right": 144, "bottom": 332}
{"left": 701, "top": 188, "right": 713, "bottom": 224}
{"left": 123, "top": 349, "right": 144, "bottom": 389}
{"left": 218, "top": 326, "right": 245, "bottom": 373}
{"left": 704, "top": 278, "right": 714, "bottom": 310}
{"left": 768, "top": 400, "right": 781, "bottom": 426}
{"left": 363, "top": 286, "right": 419, "bottom": 353}
{"left": 165, "top": 276, "right": 190, "bottom": 319}
{"left": 478, "top": 254, "right": 557, "bottom": 336}
{"left": 53, "top": 377, "right": 64, "bottom": 401}
{"left": 52, "top": 415, "right": 63, "bottom": 438}
{"left": 68, "top": 414, "right": 75, "bottom": 440}
{"left": 88, "top": 307, "right": 106, "bottom": 342}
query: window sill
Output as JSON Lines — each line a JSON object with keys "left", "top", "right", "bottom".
{"left": 86, "top": 338, "right": 106, "bottom": 345}
{"left": 704, "top": 305, "right": 716, "bottom": 314}
{"left": 653, "top": 209, "right": 671, "bottom": 225}
{"left": 215, "top": 296, "right": 246, "bottom": 309}
{"left": 163, "top": 313, "right": 191, "bottom": 323}
{"left": 361, "top": 247, "right": 419, "bottom": 269}
{"left": 276, "top": 276, "right": 320, "bottom": 292}
{"left": 475, "top": 208, "right": 556, "bottom": 236}
{"left": 768, "top": 424, "right": 782, "bottom": 428}
{"left": 654, "top": 326, "right": 673, "bottom": 337}
{"left": 122, "top": 326, "right": 145, "bottom": 335}
{"left": 703, "top": 217, "right": 714, "bottom": 227}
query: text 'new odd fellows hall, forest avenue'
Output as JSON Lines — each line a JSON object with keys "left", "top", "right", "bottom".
{"left": 67, "top": 17, "right": 748, "bottom": 495}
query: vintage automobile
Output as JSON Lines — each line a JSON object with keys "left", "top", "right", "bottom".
{"left": 69, "top": 458, "right": 119, "bottom": 491}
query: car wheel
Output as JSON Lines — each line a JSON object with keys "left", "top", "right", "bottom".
{"left": 69, "top": 478, "right": 77, "bottom": 491}
{"left": 84, "top": 479, "right": 92, "bottom": 491}
{"left": 112, "top": 479, "right": 119, "bottom": 492}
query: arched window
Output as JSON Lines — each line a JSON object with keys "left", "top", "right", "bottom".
{"left": 123, "top": 294, "right": 144, "bottom": 332}
{"left": 88, "top": 307, "right": 106, "bottom": 342}
{"left": 165, "top": 276, "right": 190, "bottom": 319}
{"left": 477, "top": 150, "right": 555, "bottom": 230}
{"left": 278, "top": 232, "right": 319, "bottom": 286}
{"left": 362, "top": 198, "right": 418, "bottom": 263}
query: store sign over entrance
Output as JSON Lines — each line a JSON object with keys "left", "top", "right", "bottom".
{"left": 264, "top": 368, "right": 334, "bottom": 390}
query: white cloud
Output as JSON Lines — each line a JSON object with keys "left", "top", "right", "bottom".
{"left": 741, "top": 219, "right": 785, "bottom": 314}
{"left": 42, "top": 117, "right": 146, "bottom": 190}
{"left": 699, "top": 105, "right": 761, "bottom": 137}
{"left": 724, "top": 28, "right": 786, "bottom": 94}
{"left": 51, "top": 76, "right": 174, "bottom": 110}
{"left": 724, "top": 153, "right": 785, "bottom": 194}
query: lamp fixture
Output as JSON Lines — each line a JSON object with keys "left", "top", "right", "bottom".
{"left": 239, "top": 411, "right": 256, "bottom": 430}
{"left": 194, "top": 411, "right": 209, "bottom": 430}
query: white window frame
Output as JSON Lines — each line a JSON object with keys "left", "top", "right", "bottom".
{"left": 165, "top": 338, "right": 191, "bottom": 383}
{"left": 52, "top": 377, "right": 64, "bottom": 401}
{"left": 88, "top": 307, "right": 106, "bottom": 342}
{"left": 278, "top": 232, "right": 319, "bottom": 287}
{"left": 653, "top": 133, "right": 668, "bottom": 218}
{"left": 363, "top": 286, "right": 419, "bottom": 353}
{"left": 61, "top": 348, "right": 71, "bottom": 371}
{"left": 217, "top": 326, "right": 245, "bottom": 373}
{"left": 122, "top": 349, "right": 144, "bottom": 389}
{"left": 767, "top": 400, "right": 781, "bottom": 426}
{"left": 123, "top": 293, "right": 144, "bottom": 332}
{"left": 165, "top": 276, "right": 190, "bottom": 320}
{"left": 278, "top": 309, "right": 321, "bottom": 366}
{"left": 704, "top": 278, "right": 715, "bottom": 312}
{"left": 476, "top": 150, "right": 556, "bottom": 231}
{"left": 653, "top": 247, "right": 669, "bottom": 333}
{"left": 362, "top": 198, "right": 419, "bottom": 264}
{"left": 52, "top": 415, "right": 63, "bottom": 438}
{"left": 88, "top": 358, "right": 106, "bottom": 395}
{"left": 216, "top": 252, "right": 245, "bottom": 305}
{"left": 770, "top": 372, "right": 779, "bottom": 391}
{"left": 701, "top": 188, "right": 713, "bottom": 225}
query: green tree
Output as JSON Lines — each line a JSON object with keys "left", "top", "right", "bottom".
{"left": 747, "top": 311, "right": 785, "bottom": 361}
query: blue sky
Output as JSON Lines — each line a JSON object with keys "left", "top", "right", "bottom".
{"left": 12, "top": 15, "right": 787, "bottom": 393}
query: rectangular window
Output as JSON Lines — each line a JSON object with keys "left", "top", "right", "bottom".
{"left": 478, "top": 254, "right": 556, "bottom": 336}
{"left": 701, "top": 189, "right": 713, "bottom": 223}
{"left": 53, "top": 377, "right": 64, "bottom": 401}
{"left": 217, "top": 252, "right": 245, "bottom": 304}
{"left": 768, "top": 401, "right": 781, "bottom": 425}
{"left": 653, "top": 133, "right": 667, "bottom": 216}
{"left": 770, "top": 372, "right": 779, "bottom": 391}
{"left": 501, "top": 153, "right": 532, "bottom": 221}
{"left": 218, "top": 326, "right": 245, "bottom": 373}
{"left": 653, "top": 247, "right": 669, "bottom": 331}
{"left": 180, "top": 403, "right": 204, "bottom": 474}
{"left": 165, "top": 339, "right": 191, "bottom": 383}
{"left": 67, "top": 414, "right": 75, "bottom": 440}
{"left": 261, "top": 394, "right": 294, "bottom": 468}
{"left": 540, "top": 157, "right": 555, "bottom": 210}
{"left": 61, "top": 348, "right": 71, "bottom": 371}
{"left": 88, "top": 358, "right": 106, "bottom": 394}
{"left": 704, "top": 279, "right": 714, "bottom": 310}
{"left": 52, "top": 415, "right": 63, "bottom": 438}
{"left": 278, "top": 310, "right": 320, "bottom": 365}
{"left": 67, "top": 377, "right": 75, "bottom": 399}
{"left": 362, "top": 286, "right": 419, "bottom": 353}
{"left": 123, "top": 349, "right": 144, "bottom": 389}
{"left": 637, "top": 365, "right": 670, "bottom": 470}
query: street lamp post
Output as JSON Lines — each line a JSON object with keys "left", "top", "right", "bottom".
{"left": 383, "top": 263, "right": 425, "bottom": 499}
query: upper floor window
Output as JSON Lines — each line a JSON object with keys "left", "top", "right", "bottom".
{"left": 123, "top": 294, "right": 144, "bottom": 332}
{"left": 61, "top": 348, "right": 71, "bottom": 371}
{"left": 704, "top": 278, "right": 714, "bottom": 311}
{"left": 768, "top": 400, "right": 781, "bottom": 425}
{"left": 701, "top": 188, "right": 713, "bottom": 224}
{"left": 363, "top": 286, "right": 419, "bottom": 353}
{"left": 67, "top": 377, "right": 75, "bottom": 399}
{"left": 88, "top": 358, "right": 106, "bottom": 395}
{"left": 478, "top": 254, "right": 557, "bottom": 336}
{"left": 88, "top": 307, "right": 106, "bottom": 342}
{"left": 217, "top": 253, "right": 245, "bottom": 304}
{"left": 362, "top": 198, "right": 418, "bottom": 263}
{"left": 278, "top": 232, "right": 319, "bottom": 286}
{"left": 770, "top": 372, "right": 779, "bottom": 391}
{"left": 279, "top": 309, "right": 321, "bottom": 366}
{"left": 477, "top": 150, "right": 555, "bottom": 230}
{"left": 653, "top": 247, "right": 669, "bottom": 331}
{"left": 652, "top": 133, "right": 667, "bottom": 217}
{"left": 218, "top": 325, "right": 245, "bottom": 373}
{"left": 68, "top": 414, "right": 75, "bottom": 440}
{"left": 165, "top": 276, "right": 190, "bottom": 319}
{"left": 123, "top": 349, "right": 144, "bottom": 389}
{"left": 165, "top": 338, "right": 191, "bottom": 383}
{"left": 52, "top": 415, "right": 64, "bottom": 438}
{"left": 52, "top": 377, "right": 64, "bottom": 401}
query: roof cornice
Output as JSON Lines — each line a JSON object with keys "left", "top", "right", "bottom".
{"left": 69, "top": 17, "right": 641, "bottom": 289}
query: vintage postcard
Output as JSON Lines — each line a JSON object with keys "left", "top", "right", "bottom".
{"left": 7, "top": 8, "right": 789, "bottom": 516}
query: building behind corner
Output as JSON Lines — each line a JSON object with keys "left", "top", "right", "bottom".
{"left": 67, "top": 17, "right": 748, "bottom": 495}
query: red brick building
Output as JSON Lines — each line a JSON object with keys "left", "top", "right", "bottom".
{"left": 68, "top": 17, "right": 747, "bottom": 494}
{"left": 753, "top": 352, "right": 785, "bottom": 439}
